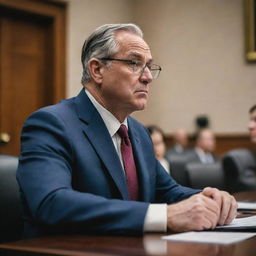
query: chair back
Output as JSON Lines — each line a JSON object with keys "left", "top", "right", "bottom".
{"left": 185, "top": 162, "right": 225, "bottom": 190}
{"left": 0, "top": 154, "right": 23, "bottom": 242}
{"left": 169, "top": 155, "right": 190, "bottom": 186}
{"left": 222, "top": 149, "right": 256, "bottom": 193}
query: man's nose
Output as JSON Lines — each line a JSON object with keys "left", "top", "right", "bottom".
{"left": 140, "top": 66, "right": 153, "bottom": 83}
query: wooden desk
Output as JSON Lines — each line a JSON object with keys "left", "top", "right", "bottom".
{"left": 233, "top": 191, "right": 256, "bottom": 202}
{"left": 0, "top": 192, "right": 256, "bottom": 256}
{"left": 1, "top": 233, "right": 256, "bottom": 256}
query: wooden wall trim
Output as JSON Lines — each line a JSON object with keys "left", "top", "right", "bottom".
{"left": 165, "top": 133, "right": 254, "bottom": 156}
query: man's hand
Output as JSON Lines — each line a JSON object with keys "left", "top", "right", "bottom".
{"left": 167, "top": 193, "right": 220, "bottom": 232}
{"left": 167, "top": 188, "right": 237, "bottom": 232}
{"left": 202, "top": 187, "right": 237, "bottom": 226}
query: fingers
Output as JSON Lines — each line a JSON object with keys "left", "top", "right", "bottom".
{"left": 200, "top": 194, "right": 220, "bottom": 216}
{"left": 202, "top": 187, "right": 237, "bottom": 226}
{"left": 193, "top": 194, "right": 220, "bottom": 229}
{"left": 226, "top": 195, "right": 237, "bottom": 223}
{"left": 219, "top": 193, "right": 237, "bottom": 225}
{"left": 198, "top": 211, "right": 217, "bottom": 230}
{"left": 167, "top": 193, "right": 220, "bottom": 232}
{"left": 202, "top": 187, "right": 221, "bottom": 206}
{"left": 167, "top": 189, "right": 237, "bottom": 233}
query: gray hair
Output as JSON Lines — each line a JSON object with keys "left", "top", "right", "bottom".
{"left": 81, "top": 23, "right": 143, "bottom": 84}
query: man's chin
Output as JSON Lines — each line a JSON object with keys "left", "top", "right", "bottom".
{"left": 136, "top": 102, "right": 147, "bottom": 111}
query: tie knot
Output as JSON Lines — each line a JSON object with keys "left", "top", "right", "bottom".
{"left": 117, "top": 124, "right": 129, "bottom": 139}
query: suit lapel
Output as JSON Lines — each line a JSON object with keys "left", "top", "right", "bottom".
{"left": 74, "top": 90, "right": 129, "bottom": 200}
{"left": 128, "top": 118, "right": 151, "bottom": 202}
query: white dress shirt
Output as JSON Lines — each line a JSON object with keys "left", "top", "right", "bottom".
{"left": 159, "top": 158, "right": 170, "bottom": 174}
{"left": 85, "top": 89, "right": 167, "bottom": 232}
{"left": 195, "top": 148, "right": 215, "bottom": 164}
{"left": 174, "top": 144, "right": 185, "bottom": 153}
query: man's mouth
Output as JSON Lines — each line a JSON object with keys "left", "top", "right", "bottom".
{"left": 135, "top": 90, "right": 148, "bottom": 94}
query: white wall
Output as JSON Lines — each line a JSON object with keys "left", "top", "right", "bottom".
{"left": 66, "top": 0, "right": 256, "bottom": 134}
{"left": 67, "top": 0, "right": 134, "bottom": 96}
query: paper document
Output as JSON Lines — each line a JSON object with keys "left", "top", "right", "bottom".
{"left": 162, "top": 231, "right": 256, "bottom": 244}
{"left": 216, "top": 215, "right": 256, "bottom": 230}
{"left": 237, "top": 201, "right": 256, "bottom": 210}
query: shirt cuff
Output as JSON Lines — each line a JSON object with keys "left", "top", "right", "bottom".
{"left": 143, "top": 204, "right": 167, "bottom": 232}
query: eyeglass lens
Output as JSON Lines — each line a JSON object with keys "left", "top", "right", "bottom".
{"left": 138, "top": 64, "right": 160, "bottom": 79}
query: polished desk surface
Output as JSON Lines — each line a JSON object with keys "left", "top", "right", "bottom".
{"left": 1, "top": 233, "right": 256, "bottom": 256}
{"left": 0, "top": 192, "right": 256, "bottom": 256}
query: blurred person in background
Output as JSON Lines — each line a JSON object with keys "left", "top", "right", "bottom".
{"left": 187, "top": 128, "right": 218, "bottom": 164}
{"left": 147, "top": 125, "right": 170, "bottom": 173}
{"left": 222, "top": 105, "right": 256, "bottom": 193}
{"left": 249, "top": 104, "right": 256, "bottom": 147}
{"left": 165, "top": 128, "right": 189, "bottom": 161}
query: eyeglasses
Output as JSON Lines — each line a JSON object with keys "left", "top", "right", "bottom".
{"left": 100, "top": 58, "right": 162, "bottom": 79}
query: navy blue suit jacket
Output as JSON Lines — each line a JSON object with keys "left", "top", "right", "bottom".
{"left": 17, "top": 89, "right": 199, "bottom": 237}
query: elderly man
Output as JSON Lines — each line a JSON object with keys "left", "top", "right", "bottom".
{"left": 248, "top": 105, "right": 256, "bottom": 145}
{"left": 17, "top": 24, "right": 237, "bottom": 238}
{"left": 165, "top": 128, "right": 189, "bottom": 163}
{"left": 167, "top": 128, "right": 189, "bottom": 154}
{"left": 187, "top": 128, "right": 218, "bottom": 164}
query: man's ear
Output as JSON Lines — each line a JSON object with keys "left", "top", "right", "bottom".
{"left": 87, "top": 58, "right": 104, "bottom": 84}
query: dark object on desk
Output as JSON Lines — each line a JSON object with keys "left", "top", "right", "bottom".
{"left": 185, "top": 162, "right": 225, "bottom": 190}
{"left": 0, "top": 154, "right": 23, "bottom": 242}
{"left": 222, "top": 149, "right": 256, "bottom": 193}
{"left": 237, "top": 210, "right": 256, "bottom": 216}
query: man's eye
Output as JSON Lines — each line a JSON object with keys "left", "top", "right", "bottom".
{"left": 130, "top": 60, "right": 138, "bottom": 66}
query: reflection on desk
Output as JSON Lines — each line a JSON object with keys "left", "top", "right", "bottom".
{"left": 0, "top": 232, "right": 255, "bottom": 256}
{"left": 143, "top": 234, "right": 236, "bottom": 256}
{"left": 0, "top": 191, "right": 256, "bottom": 256}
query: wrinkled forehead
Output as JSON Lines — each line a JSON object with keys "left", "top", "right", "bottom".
{"left": 152, "top": 131, "right": 164, "bottom": 143}
{"left": 114, "top": 31, "right": 152, "bottom": 60}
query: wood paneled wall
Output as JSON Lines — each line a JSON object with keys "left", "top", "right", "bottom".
{"left": 164, "top": 133, "right": 255, "bottom": 157}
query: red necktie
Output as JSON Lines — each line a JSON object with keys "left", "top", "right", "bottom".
{"left": 117, "top": 124, "right": 139, "bottom": 201}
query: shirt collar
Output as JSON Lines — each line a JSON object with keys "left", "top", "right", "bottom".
{"left": 85, "top": 89, "right": 128, "bottom": 137}
{"left": 174, "top": 144, "right": 184, "bottom": 153}
{"left": 195, "top": 147, "right": 206, "bottom": 156}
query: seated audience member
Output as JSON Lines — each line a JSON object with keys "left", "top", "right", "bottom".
{"left": 249, "top": 104, "right": 256, "bottom": 147}
{"left": 222, "top": 104, "right": 256, "bottom": 193}
{"left": 16, "top": 23, "right": 236, "bottom": 238}
{"left": 187, "top": 128, "right": 218, "bottom": 164}
{"left": 147, "top": 125, "right": 170, "bottom": 173}
{"left": 166, "top": 128, "right": 189, "bottom": 155}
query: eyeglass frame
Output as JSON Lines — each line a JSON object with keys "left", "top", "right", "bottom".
{"left": 99, "top": 58, "right": 162, "bottom": 79}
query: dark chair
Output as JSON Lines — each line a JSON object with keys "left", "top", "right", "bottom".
{"left": 185, "top": 162, "right": 225, "bottom": 190}
{"left": 222, "top": 149, "right": 256, "bottom": 193}
{"left": 169, "top": 155, "right": 190, "bottom": 186}
{"left": 0, "top": 154, "right": 23, "bottom": 242}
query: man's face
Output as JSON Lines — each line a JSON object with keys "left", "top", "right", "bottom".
{"left": 197, "top": 130, "right": 216, "bottom": 153}
{"left": 151, "top": 131, "right": 166, "bottom": 160}
{"left": 175, "top": 129, "right": 188, "bottom": 147}
{"left": 99, "top": 31, "right": 153, "bottom": 119}
{"left": 248, "top": 109, "right": 256, "bottom": 144}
